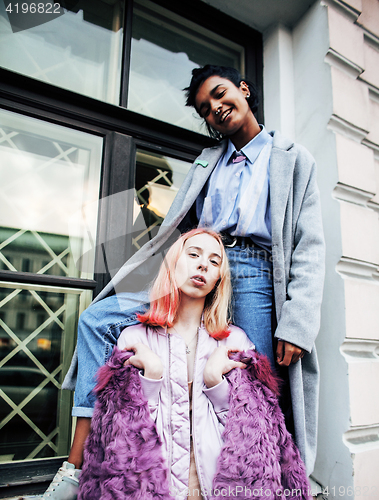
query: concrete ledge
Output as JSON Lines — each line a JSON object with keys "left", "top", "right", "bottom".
{"left": 322, "top": 0, "right": 361, "bottom": 21}
{"left": 336, "top": 256, "right": 379, "bottom": 281}
{"left": 327, "top": 114, "right": 369, "bottom": 142}
{"left": 343, "top": 425, "right": 379, "bottom": 452}
{"left": 340, "top": 338, "right": 379, "bottom": 362}
{"left": 362, "top": 137, "right": 379, "bottom": 160}
{"left": 332, "top": 183, "right": 375, "bottom": 206}
{"left": 325, "top": 48, "right": 364, "bottom": 79}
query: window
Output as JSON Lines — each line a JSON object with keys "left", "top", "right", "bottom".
{"left": 0, "top": 1, "right": 124, "bottom": 104}
{"left": 21, "top": 259, "right": 30, "bottom": 273}
{"left": 0, "top": 108, "right": 103, "bottom": 465}
{"left": 0, "top": 0, "right": 262, "bottom": 490}
{"left": 0, "top": 286, "right": 81, "bottom": 462}
{"left": 133, "top": 150, "right": 192, "bottom": 251}
{"left": 0, "top": 0, "right": 259, "bottom": 129}
{"left": 0, "top": 107, "right": 102, "bottom": 281}
{"left": 129, "top": 0, "right": 244, "bottom": 131}
{"left": 15, "top": 312, "right": 26, "bottom": 331}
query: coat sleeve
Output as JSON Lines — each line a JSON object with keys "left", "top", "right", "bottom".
{"left": 226, "top": 325, "right": 256, "bottom": 352}
{"left": 203, "top": 378, "right": 230, "bottom": 426}
{"left": 203, "top": 326, "right": 255, "bottom": 425}
{"left": 118, "top": 324, "right": 163, "bottom": 421}
{"left": 274, "top": 160, "right": 325, "bottom": 353}
{"left": 139, "top": 373, "right": 163, "bottom": 422}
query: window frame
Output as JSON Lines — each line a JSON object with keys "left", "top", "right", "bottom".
{"left": 136, "top": 0, "right": 264, "bottom": 119}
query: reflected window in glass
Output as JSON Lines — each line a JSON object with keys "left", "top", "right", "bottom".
{"left": 132, "top": 150, "right": 192, "bottom": 252}
{"left": 129, "top": 0, "right": 244, "bottom": 132}
{"left": 0, "top": 108, "right": 103, "bottom": 280}
{"left": 0, "top": 1, "right": 124, "bottom": 104}
{"left": 0, "top": 285, "right": 82, "bottom": 462}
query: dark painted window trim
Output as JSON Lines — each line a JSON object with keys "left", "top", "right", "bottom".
{"left": 120, "top": 0, "right": 134, "bottom": 108}
{"left": 94, "top": 133, "right": 137, "bottom": 296}
{"left": 0, "top": 68, "right": 214, "bottom": 157}
{"left": 0, "top": 271, "right": 96, "bottom": 290}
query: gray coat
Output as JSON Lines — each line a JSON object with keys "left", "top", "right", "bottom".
{"left": 73, "top": 131, "right": 325, "bottom": 474}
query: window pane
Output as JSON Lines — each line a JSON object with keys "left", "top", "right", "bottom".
{"left": 129, "top": 0, "right": 244, "bottom": 133}
{"left": 0, "top": 108, "right": 102, "bottom": 279}
{"left": 0, "top": 284, "right": 89, "bottom": 462}
{"left": 0, "top": 1, "right": 124, "bottom": 104}
{"left": 132, "top": 150, "right": 192, "bottom": 252}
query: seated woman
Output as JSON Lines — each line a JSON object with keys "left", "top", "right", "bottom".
{"left": 78, "top": 229, "right": 311, "bottom": 500}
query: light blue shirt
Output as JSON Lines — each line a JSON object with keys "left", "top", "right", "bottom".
{"left": 196, "top": 127, "right": 272, "bottom": 251}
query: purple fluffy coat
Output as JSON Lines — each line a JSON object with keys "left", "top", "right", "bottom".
{"left": 78, "top": 348, "right": 311, "bottom": 500}
{"left": 78, "top": 349, "right": 174, "bottom": 500}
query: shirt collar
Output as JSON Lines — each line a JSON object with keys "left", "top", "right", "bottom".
{"left": 226, "top": 125, "right": 271, "bottom": 165}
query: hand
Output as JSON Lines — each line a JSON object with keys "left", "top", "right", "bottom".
{"left": 276, "top": 340, "right": 305, "bottom": 367}
{"left": 203, "top": 346, "right": 247, "bottom": 388}
{"left": 123, "top": 343, "right": 163, "bottom": 380}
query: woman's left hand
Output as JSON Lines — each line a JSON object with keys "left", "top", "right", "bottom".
{"left": 276, "top": 340, "right": 305, "bottom": 366}
{"left": 203, "top": 346, "right": 247, "bottom": 388}
{"left": 123, "top": 343, "right": 164, "bottom": 380}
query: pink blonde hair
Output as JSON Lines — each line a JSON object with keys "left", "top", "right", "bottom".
{"left": 138, "top": 228, "right": 231, "bottom": 340}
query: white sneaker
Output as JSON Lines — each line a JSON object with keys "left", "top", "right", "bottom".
{"left": 37, "top": 461, "right": 81, "bottom": 500}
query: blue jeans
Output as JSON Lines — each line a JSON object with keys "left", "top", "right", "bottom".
{"left": 72, "top": 245, "right": 273, "bottom": 417}
{"left": 226, "top": 245, "right": 274, "bottom": 366}
{"left": 72, "top": 291, "right": 149, "bottom": 417}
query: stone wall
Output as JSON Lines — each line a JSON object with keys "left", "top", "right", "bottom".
{"left": 324, "top": 0, "right": 379, "bottom": 492}
{"left": 264, "top": 0, "right": 379, "bottom": 494}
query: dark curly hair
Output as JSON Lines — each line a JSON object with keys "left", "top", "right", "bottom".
{"left": 184, "top": 65, "right": 259, "bottom": 140}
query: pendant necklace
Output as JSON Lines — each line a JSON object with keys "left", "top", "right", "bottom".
{"left": 185, "top": 328, "right": 199, "bottom": 354}
{"left": 171, "top": 326, "right": 199, "bottom": 354}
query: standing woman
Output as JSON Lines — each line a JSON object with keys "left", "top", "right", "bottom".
{"left": 52, "top": 65, "right": 324, "bottom": 500}
{"left": 179, "top": 66, "right": 325, "bottom": 473}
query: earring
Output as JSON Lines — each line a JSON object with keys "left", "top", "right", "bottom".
{"left": 246, "top": 94, "right": 250, "bottom": 99}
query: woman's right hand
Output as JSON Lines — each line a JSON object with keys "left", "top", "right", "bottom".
{"left": 123, "top": 343, "right": 163, "bottom": 380}
{"left": 203, "top": 346, "right": 247, "bottom": 388}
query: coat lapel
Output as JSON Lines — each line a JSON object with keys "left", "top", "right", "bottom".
{"left": 161, "top": 141, "right": 226, "bottom": 229}
{"left": 97, "top": 132, "right": 294, "bottom": 303}
{"left": 270, "top": 131, "right": 297, "bottom": 249}
{"left": 94, "top": 141, "right": 226, "bottom": 302}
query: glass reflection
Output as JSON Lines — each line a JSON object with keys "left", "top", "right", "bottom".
{"left": 0, "top": 285, "right": 81, "bottom": 461}
{"left": 129, "top": 0, "right": 244, "bottom": 132}
{"left": 0, "top": 1, "right": 124, "bottom": 104}
{"left": 132, "top": 150, "right": 191, "bottom": 252}
{"left": 0, "top": 108, "right": 102, "bottom": 279}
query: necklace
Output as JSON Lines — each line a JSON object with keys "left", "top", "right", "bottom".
{"left": 185, "top": 329, "right": 199, "bottom": 354}
{"left": 171, "top": 326, "right": 199, "bottom": 354}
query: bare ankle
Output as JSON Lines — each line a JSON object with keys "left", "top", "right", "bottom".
{"left": 67, "top": 417, "right": 91, "bottom": 470}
